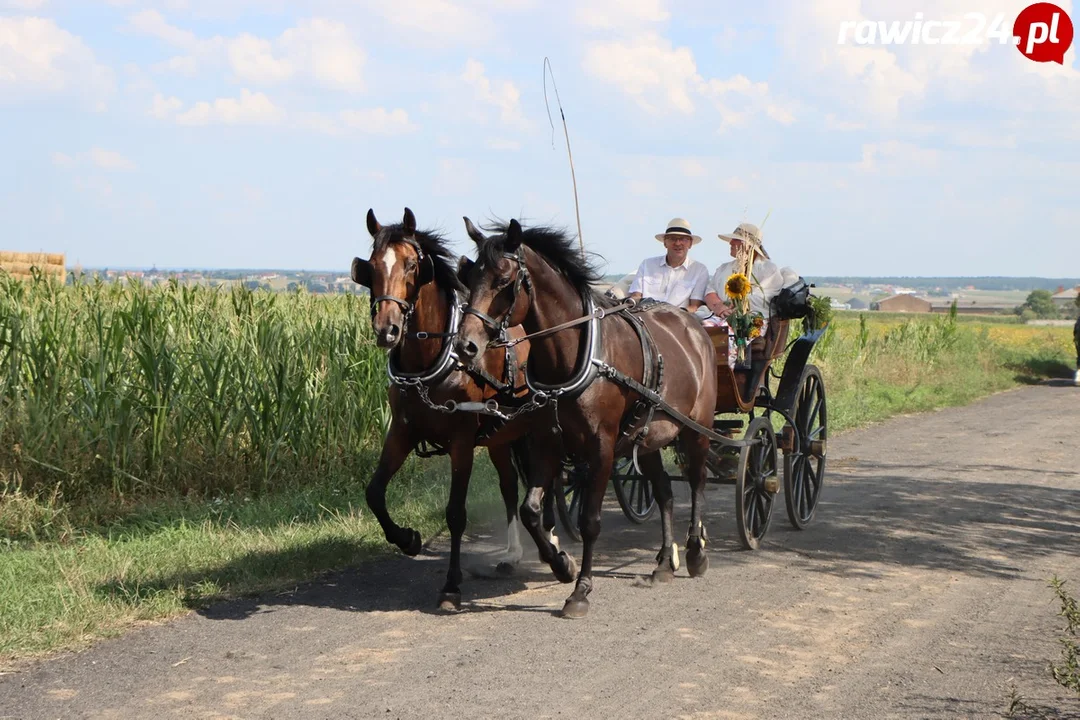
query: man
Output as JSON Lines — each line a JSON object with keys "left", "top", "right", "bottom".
{"left": 627, "top": 217, "right": 710, "bottom": 311}
{"left": 702, "top": 222, "right": 784, "bottom": 326}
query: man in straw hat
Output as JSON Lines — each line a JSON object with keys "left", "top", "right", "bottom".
{"left": 702, "top": 222, "right": 785, "bottom": 326}
{"left": 627, "top": 217, "right": 710, "bottom": 311}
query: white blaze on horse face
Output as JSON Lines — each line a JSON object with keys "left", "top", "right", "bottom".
{"left": 381, "top": 247, "right": 400, "bottom": 283}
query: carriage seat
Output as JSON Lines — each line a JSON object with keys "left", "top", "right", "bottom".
{"left": 704, "top": 315, "right": 789, "bottom": 366}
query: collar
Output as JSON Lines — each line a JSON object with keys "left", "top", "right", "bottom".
{"left": 662, "top": 255, "right": 692, "bottom": 270}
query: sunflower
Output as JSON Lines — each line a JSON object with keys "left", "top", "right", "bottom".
{"left": 725, "top": 273, "right": 751, "bottom": 301}
{"left": 750, "top": 327, "right": 761, "bottom": 339}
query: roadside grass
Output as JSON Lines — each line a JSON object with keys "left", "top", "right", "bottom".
{"left": 1, "top": 305, "right": 1076, "bottom": 666}
{"left": 0, "top": 452, "right": 505, "bottom": 667}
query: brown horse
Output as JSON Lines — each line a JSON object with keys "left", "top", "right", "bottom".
{"left": 455, "top": 218, "right": 718, "bottom": 618}
{"left": 350, "top": 207, "right": 562, "bottom": 611}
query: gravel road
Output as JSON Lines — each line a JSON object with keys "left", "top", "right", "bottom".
{"left": 3, "top": 383, "right": 1079, "bottom": 719}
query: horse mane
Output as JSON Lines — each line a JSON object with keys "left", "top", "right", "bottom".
{"left": 478, "top": 219, "right": 614, "bottom": 307}
{"left": 373, "top": 223, "right": 465, "bottom": 294}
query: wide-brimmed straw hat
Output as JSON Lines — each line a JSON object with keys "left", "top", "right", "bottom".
{"left": 718, "top": 222, "right": 769, "bottom": 260}
{"left": 654, "top": 217, "right": 702, "bottom": 246}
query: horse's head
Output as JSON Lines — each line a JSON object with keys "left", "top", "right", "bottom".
{"left": 351, "top": 207, "right": 436, "bottom": 349}
{"left": 455, "top": 217, "right": 532, "bottom": 362}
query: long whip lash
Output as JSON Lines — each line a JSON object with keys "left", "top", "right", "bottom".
{"left": 543, "top": 58, "right": 585, "bottom": 258}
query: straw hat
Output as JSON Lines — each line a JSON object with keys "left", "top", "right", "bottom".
{"left": 654, "top": 217, "right": 702, "bottom": 246}
{"left": 717, "top": 222, "right": 769, "bottom": 259}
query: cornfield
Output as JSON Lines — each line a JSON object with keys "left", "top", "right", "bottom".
{"left": 0, "top": 273, "right": 388, "bottom": 501}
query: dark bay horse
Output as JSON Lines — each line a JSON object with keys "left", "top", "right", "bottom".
{"left": 350, "top": 208, "right": 562, "bottom": 611}
{"left": 454, "top": 218, "right": 718, "bottom": 618}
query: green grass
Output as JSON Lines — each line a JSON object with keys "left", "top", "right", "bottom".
{"left": 0, "top": 451, "right": 505, "bottom": 666}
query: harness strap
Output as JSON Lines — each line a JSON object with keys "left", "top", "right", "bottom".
{"left": 592, "top": 359, "right": 754, "bottom": 448}
{"left": 492, "top": 299, "right": 636, "bottom": 349}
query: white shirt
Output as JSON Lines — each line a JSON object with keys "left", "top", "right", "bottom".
{"left": 628, "top": 255, "right": 709, "bottom": 309}
{"left": 706, "top": 257, "right": 785, "bottom": 317}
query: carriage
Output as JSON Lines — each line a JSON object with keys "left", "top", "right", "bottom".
{"left": 555, "top": 301, "right": 828, "bottom": 551}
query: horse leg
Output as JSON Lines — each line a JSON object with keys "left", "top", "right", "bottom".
{"left": 637, "top": 449, "right": 677, "bottom": 584}
{"left": 561, "top": 434, "right": 615, "bottom": 619}
{"left": 486, "top": 441, "right": 525, "bottom": 576}
{"left": 682, "top": 430, "right": 712, "bottom": 578}
{"left": 518, "top": 434, "right": 577, "bottom": 584}
{"left": 365, "top": 419, "right": 422, "bottom": 556}
{"left": 438, "top": 431, "right": 475, "bottom": 611}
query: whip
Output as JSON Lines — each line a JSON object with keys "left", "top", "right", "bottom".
{"left": 543, "top": 58, "right": 585, "bottom": 258}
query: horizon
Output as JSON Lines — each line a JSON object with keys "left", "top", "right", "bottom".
{"left": 3, "top": 1, "right": 1078, "bottom": 277}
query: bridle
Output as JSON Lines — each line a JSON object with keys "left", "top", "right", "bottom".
{"left": 461, "top": 246, "right": 532, "bottom": 344}
{"left": 368, "top": 235, "right": 433, "bottom": 336}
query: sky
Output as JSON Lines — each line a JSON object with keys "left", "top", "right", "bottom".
{"left": 2, "top": 0, "right": 1078, "bottom": 277}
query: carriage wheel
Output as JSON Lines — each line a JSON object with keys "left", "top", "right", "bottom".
{"left": 555, "top": 461, "right": 584, "bottom": 543}
{"left": 783, "top": 364, "right": 827, "bottom": 529}
{"left": 612, "top": 455, "right": 656, "bottom": 524}
{"left": 735, "top": 416, "right": 779, "bottom": 550}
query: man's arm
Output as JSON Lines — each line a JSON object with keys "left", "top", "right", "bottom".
{"left": 627, "top": 260, "right": 648, "bottom": 301}
{"left": 686, "top": 264, "right": 709, "bottom": 311}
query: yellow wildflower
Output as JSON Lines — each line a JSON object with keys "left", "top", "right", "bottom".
{"left": 725, "top": 273, "right": 750, "bottom": 301}
{"left": 750, "top": 327, "right": 761, "bottom": 339}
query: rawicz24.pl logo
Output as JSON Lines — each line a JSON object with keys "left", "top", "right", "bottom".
{"left": 836, "top": 2, "right": 1074, "bottom": 64}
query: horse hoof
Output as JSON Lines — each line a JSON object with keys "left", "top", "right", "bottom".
{"left": 651, "top": 566, "right": 676, "bottom": 584}
{"left": 561, "top": 597, "right": 589, "bottom": 619}
{"left": 552, "top": 551, "right": 578, "bottom": 584}
{"left": 401, "top": 529, "right": 422, "bottom": 557}
{"left": 687, "top": 551, "right": 709, "bottom": 578}
{"left": 437, "top": 592, "right": 461, "bottom": 612}
{"left": 496, "top": 561, "right": 516, "bottom": 577}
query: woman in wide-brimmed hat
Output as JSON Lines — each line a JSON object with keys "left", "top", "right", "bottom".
{"left": 701, "top": 222, "right": 784, "bottom": 326}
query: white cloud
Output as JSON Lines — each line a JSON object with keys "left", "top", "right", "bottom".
{"left": 360, "top": 0, "right": 493, "bottom": 40}
{"left": 127, "top": 10, "right": 198, "bottom": 50}
{"left": 460, "top": 59, "right": 526, "bottom": 128}
{"left": 149, "top": 92, "right": 182, "bottom": 118}
{"left": 0, "top": 17, "right": 115, "bottom": 104}
{"left": 175, "top": 88, "right": 282, "bottom": 126}
{"left": 275, "top": 18, "right": 365, "bottom": 91}
{"left": 128, "top": 13, "right": 366, "bottom": 92}
{"left": 339, "top": 107, "right": 417, "bottom": 134}
{"left": 88, "top": 147, "right": 136, "bottom": 171}
{"left": 51, "top": 148, "right": 137, "bottom": 172}
{"left": 583, "top": 33, "right": 699, "bottom": 114}
{"left": 575, "top": 0, "right": 669, "bottom": 30}
{"left": 584, "top": 34, "right": 798, "bottom": 129}
{"left": 153, "top": 54, "right": 198, "bottom": 75}
{"left": 228, "top": 33, "right": 292, "bottom": 84}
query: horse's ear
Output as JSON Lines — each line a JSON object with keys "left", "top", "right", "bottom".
{"left": 351, "top": 257, "right": 372, "bottom": 288}
{"left": 366, "top": 209, "right": 381, "bottom": 238}
{"left": 403, "top": 207, "right": 416, "bottom": 235}
{"left": 456, "top": 255, "right": 474, "bottom": 285}
{"left": 417, "top": 255, "right": 434, "bottom": 286}
{"left": 463, "top": 216, "right": 485, "bottom": 246}
{"left": 505, "top": 218, "right": 523, "bottom": 252}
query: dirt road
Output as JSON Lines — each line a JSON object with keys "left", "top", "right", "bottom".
{"left": 3, "top": 384, "right": 1080, "bottom": 719}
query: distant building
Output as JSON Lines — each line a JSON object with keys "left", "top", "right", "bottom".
{"left": 872, "top": 294, "right": 933, "bottom": 313}
{"left": 1052, "top": 285, "right": 1080, "bottom": 309}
